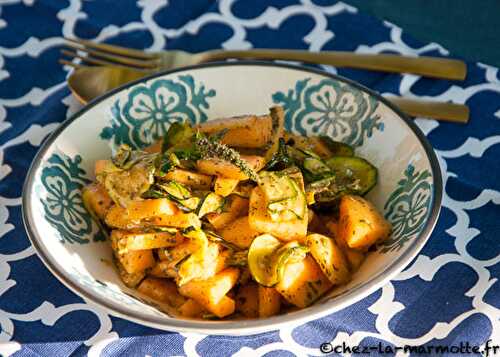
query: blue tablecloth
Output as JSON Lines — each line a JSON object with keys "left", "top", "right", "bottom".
{"left": 1, "top": 1, "right": 499, "bottom": 356}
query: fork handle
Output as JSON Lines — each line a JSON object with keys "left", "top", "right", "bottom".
{"left": 202, "top": 49, "right": 466, "bottom": 80}
{"left": 386, "top": 97, "right": 469, "bottom": 123}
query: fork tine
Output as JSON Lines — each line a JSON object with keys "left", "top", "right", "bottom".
{"left": 61, "top": 49, "right": 115, "bottom": 67}
{"left": 59, "top": 59, "right": 84, "bottom": 69}
{"left": 65, "top": 37, "right": 157, "bottom": 60}
{"left": 64, "top": 42, "right": 159, "bottom": 70}
{"left": 61, "top": 49, "right": 151, "bottom": 72}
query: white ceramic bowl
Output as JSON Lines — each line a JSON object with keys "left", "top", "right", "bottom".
{"left": 22, "top": 62, "right": 442, "bottom": 335}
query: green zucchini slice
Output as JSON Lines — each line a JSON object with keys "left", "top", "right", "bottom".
{"left": 259, "top": 168, "right": 307, "bottom": 221}
{"left": 248, "top": 234, "right": 308, "bottom": 287}
{"left": 303, "top": 157, "right": 331, "bottom": 176}
{"left": 159, "top": 181, "right": 200, "bottom": 211}
{"left": 248, "top": 234, "right": 282, "bottom": 286}
{"left": 319, "top": 136, "right": 354, "bottom": 157}
{"left": 325, "top": 156, "right": 378, "bottom": 195}
{"left": 197, "top": 192, "right": 225, "bottom": 217}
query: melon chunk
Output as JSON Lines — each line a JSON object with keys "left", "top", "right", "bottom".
{"left": 338, "top": 195, "right": 391, "bottom": 250}
{"left": 178, "top": 298, "right": 207, "bottom": 318}
{"left": 248, "top": 187, "right": 307, "bottom": 241}
{"left": 164, "top": 169, "right": 213, "bottom": 190}
{"left": 214, "top": 177, "right": 240, "bottom": 197}
{"left": 258, "top": 286, "right": 281, "bottom": 317}
{"left": 198, "top": 115, "right": 272, "bottom": 148}
{"left": 305, "top": 233, "right": 350, "bottom": 285}
{"left": 137, "top": 278, "right": 185, "bottom": 307}
{"left": 206, "top": 195, "right": 249, "bottom": 230}
{"left": 82, "top": 183, "right": 113, "bottom": 219}
{"left": 112, "top": 230, "right": 183, "bottom": 253}
{"left": 276, "top": 256, "right": 332, "bottom": 308}
{"left": 219, "top": 216, "right": 260, "bottom": 249}
{"left": 178, "top": 267, "right": 240, "bottom": 318}
{"left": 326, "top": 220, "right": 366, "bottom": 272}
{"left": 236, "top": 282, "right": 259, "bottom": 318}
{"left": 105, "top": 199, "right": 178, "bottom": 229}
{"left": 197, "top": 155, "right": 265, "bottom": 180}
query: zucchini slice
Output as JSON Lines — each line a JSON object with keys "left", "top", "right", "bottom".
{"left": 248, "top": 234, "right": 282, "bottom": 286}
{"left": 160, "top": 181, "right": 200, "bottom": 211}
{"left": 104, "top": 161, "right": 155, "bottom": 207}
{"left": 248, "top": 234, "right": 308, "bottom": 287}
{"left": 162, "top": 180, "right": 190, "bottom": 200}
{"left": 259, "top": 171, "right": 297, "bottom": 203}
{"left": 319, "top": 136, "right": 354, "bottom": 157}
{"left": 258, "top": 168, "right": 307, "bottom": 221}
{"left": 197, "top": 192, "right": 225, "bottom": 217}
{"left": 182, "top": 227, "right": 209, "bottom": 251}
{"left": 267, "top": 178, "right": 305, "bottom": 221}
{"left": 112, "top": 144, "right": 157, "bottom": 170}
{"left": 162, "top": 122, "right": 195, "bottom": 152}
{"left": 303, "top": 157, "right": 331, "bottom": 176}
{"left": 325, "top": 156, "right": 378, "bottom": 195}
{"left": 272, "top": 241, "right": 309, "bottom": 286}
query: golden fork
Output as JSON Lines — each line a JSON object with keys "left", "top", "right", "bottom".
{"left": 60, "top": 38, "right": 470, "bottom": 123}
{"left": 62, "top": 38, "right": 467, "bottom": 79}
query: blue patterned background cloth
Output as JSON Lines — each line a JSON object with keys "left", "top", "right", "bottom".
{"left": 1, "top": 1, "right": 499, "bottom": 356}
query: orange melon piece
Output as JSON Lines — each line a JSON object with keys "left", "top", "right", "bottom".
{"left": 137, "top": 277, "right": 185, "bottom": 307}
{"left": 113, "top": 230, "right": 184, "bottom": 252}
{"left": 219, "top": 216, "right": 260, "bottom": 249}
{"left": 196, "top": 155, "right": 265, "bottom": 180}
{"left": 178, "top": 267, "right": 240, "bottom": 318}
{"left": 117, "top": 249, "right": 155, "bottom": 274}
{"left": 208, "top": 296, "right": 236, "bottom": 318}
{"left": 338, "top": 195, "right": 391, "bottom": 250}
{"left": 236, "top": 282, "right": 259, "bottom": 318}
{"left": 206, "top": 196, "right": 249, "bottom": 230}
{"left": 276, "top": 256, "right": 332, "bottom": 308}
{"left": 325, "top": 219, "right": 366, "bottom": 272}
{"left": 82, "top": 183, "right": 113, "bottom": 219}
{"left": 305, "top": 233, "right": 350, "bottom": 285}
{"left": 111, "top": 231, "right": 155, "bottom": 274}
{"left": 214, "top": 177, "right": 240, "bottom": 197}
{"left": 248, "top": 187, "right": 307, "bottom": 241}
{"left": 147, "top": 212, "right": 201, "bottom": 229}
{"left": 105, "top": 199, "right": 178, "bottom": 229}
{"left": 198, "top": 115, "right": 272, "bottom": 148}
{"left": 164, "top": 168, "right": 213, "bottom": 190}
{"left": 258, "top": 286, "right": 281, "bottom": 318}
{"left": 127, "top": 198, "right": 178, "bottom": 220}
{"left": 178, "top": 298, "right": 206, "bottom": 318}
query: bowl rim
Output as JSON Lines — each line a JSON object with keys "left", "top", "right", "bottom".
{"left": 22, "top": 61, "right": 442, "bottom": 335}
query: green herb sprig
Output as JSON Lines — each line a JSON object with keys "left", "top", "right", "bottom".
{"left": 194, "top": 133, "right": 260, "bottom": 182}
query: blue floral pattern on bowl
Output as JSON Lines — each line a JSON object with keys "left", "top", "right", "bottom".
{"left": 380, "top": 164, "right": 433, "bottom": 253}
{"left": 100, "top": 75, "right": 216, "bottom": 149}
{"left": 39, "top": 153, "right": 104, "bottom": 244}
{"left": 272, "top": 78, "right": 383, "bottom": 146}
